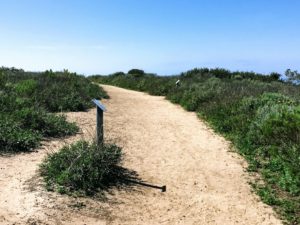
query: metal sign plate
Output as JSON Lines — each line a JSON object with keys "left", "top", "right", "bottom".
{"left": 92, "top": 99, "right": 107, "bottom": 111}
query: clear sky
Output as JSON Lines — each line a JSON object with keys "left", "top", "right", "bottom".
{"left": 0, "top": 0, "right": 299, "bottom": 75}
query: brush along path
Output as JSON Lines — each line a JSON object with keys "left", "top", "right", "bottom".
{"left": 0, "top": 85, "right": 281, "bottom": 225}
{"left": 100, "top": 85, "right": 282, "bottom": 225}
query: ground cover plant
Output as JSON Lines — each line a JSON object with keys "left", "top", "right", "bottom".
{"left": 40, "top": 140, "right": 138, "bottom": 196}
{"left": 0, "top": 67, "right": 107, "bottom": 152}
{"left": 91, "top": 68, "right": 300, "bottom": 224}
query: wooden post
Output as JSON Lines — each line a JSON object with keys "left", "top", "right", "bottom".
{"left": 92, "top": 99, "right": 106, "bottom": 146}
{"left": 96, "top": 106, "right": 103, "bottom": 145}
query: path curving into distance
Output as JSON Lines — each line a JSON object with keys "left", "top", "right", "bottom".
{"left": 0, "top": 85, "right": 282, "bottom": 225}
{"left": 99, "top": 85, "right": 281, "bottom": 225}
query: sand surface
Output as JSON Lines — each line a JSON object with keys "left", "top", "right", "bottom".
{"left": 0, "top": 85, "right": 282, "bottom": 225}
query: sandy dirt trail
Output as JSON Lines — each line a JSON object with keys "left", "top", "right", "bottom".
{"left": 0, "top": 85, "right": 282, "bottom": 225}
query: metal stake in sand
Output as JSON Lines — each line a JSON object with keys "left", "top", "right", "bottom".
{"left": 92, "top": 99, "right": 106, "bottom": 145}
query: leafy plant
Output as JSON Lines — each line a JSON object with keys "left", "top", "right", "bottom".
{"left": 14, "top": 79, "right": 37, "bottom": 96}
{"left": 128, "top": 69, "right": 145, "bottom": 77}
{"left": 40, "top": 140, "right": 136, "bottom": 196}
{"left": 0, "top": 114, "right": 41, "bottom": 152}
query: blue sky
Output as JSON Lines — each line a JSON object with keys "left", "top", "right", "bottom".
{"left": 0, "top": 0, "right": 299, "bottom": 75}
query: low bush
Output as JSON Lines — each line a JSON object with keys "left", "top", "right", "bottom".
{"left": 128, "top": 68, "right": 145, "bottom": 77}
{"left": 40, "top": 140, "right": 129, "bottom": 195}
{"left": 14, "top": 79, "right": 37, "bottom": 96}
{"left": 0, "top": 114, "right": 41, "bottom": 152}
{"left": 0, "top": 107, "right": 78, "bottom": 152}
{"left": 33, "top": 70, "right": 108, "bottom": 112}
{"left": 14, "top": 108, "right": 79, "bottom": 137}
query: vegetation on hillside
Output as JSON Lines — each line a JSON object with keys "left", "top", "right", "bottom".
{"left": 0, "top": 67, "right": 107, "bottom": 152}
{"left": 91, "top": 68, "right": 300, "bottom": 224}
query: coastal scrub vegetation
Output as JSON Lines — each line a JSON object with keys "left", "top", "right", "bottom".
{"left": 0, "top": 67, "right": 107, "bottom": 152}
{"left": 91, "top": 68, "right": 300, "bottom": 224}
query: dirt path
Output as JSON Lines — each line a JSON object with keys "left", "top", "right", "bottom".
{"left": 0, "top": 85, "right": 282, "bottom": 225}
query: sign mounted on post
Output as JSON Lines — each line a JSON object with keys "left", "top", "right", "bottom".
{"left": 92, "top": 99, "right": 106, "bottom": 112}
{"left": 92, "top": 99, "right": 106, "bottom": 145}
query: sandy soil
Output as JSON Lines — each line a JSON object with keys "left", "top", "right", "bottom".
{"left": 0, "top": 85, "right": 282, "bottom": 225}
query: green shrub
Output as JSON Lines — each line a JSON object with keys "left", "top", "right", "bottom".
{"left": 128, "top": 69, "right": 145, "bottom": 77}
{"left": 247, "top": 104, "right": 300, "bottom": 147}
{"left": 14, "top": 108, "right": 79, "bottom": 137}
{"left": 14, "top": 79, "right": 37, "bottom": 96}
{"left": 40, "top": 113, "right": 79, "bottom": 137}
{"left": 0, "top": 108, "right": 78, "bottom": 152}
{"left": 0, "top": 115, "right": 41, "bottom": 152}
{"left": 35, "top": 71, "right": 108, "bottom": 112}
{"left": 111, "top": 71, "right": 126, "bottom": 77}
{"left": 40, "top": 141, "right": 124, "bottom": 195}
{"left": 0, "top": 72, "right": 6, "bottom": 87}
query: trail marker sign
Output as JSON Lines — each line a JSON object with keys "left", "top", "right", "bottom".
{"left": 92, "top": 99, "right": 106, "bottom": 145}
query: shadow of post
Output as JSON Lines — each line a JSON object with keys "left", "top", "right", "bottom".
{"left": 123, "top": 179, "right": 166, "bottom": 192}
{"left": 105, "top": 166, "right": 166, "bottom": 193}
